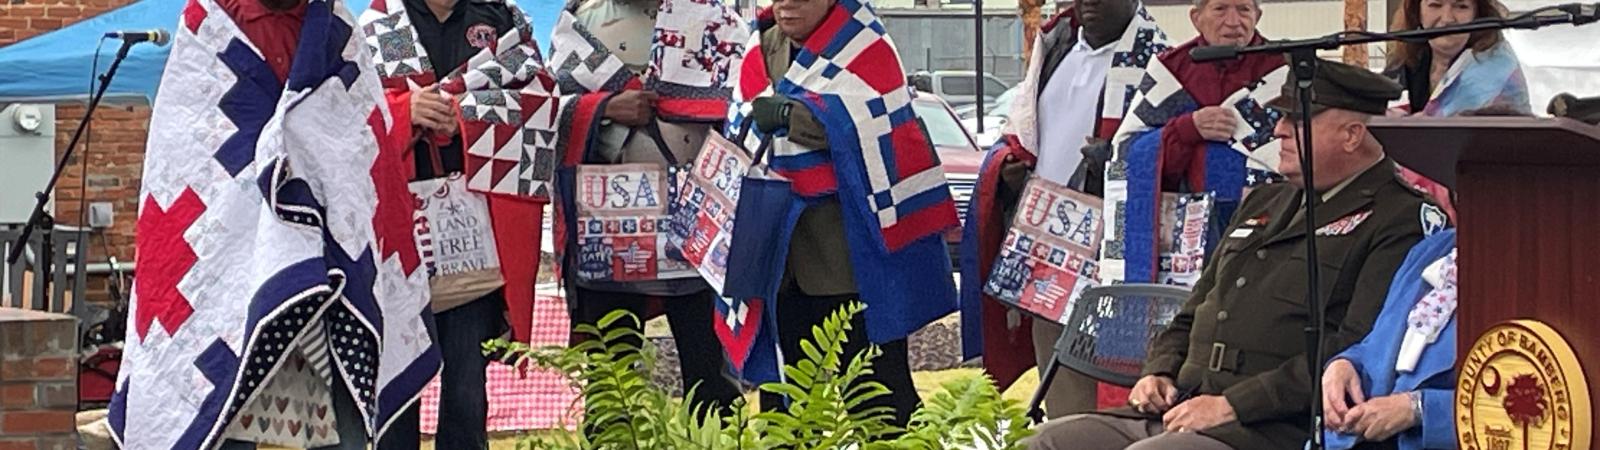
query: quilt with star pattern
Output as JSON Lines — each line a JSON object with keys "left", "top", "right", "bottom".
{"left": 110, "top": 0, "right": 438, "bottom": 447}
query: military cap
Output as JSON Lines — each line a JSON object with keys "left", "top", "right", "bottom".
{"left": 1266, "top": 59, "right": 1403, "bottom": 116}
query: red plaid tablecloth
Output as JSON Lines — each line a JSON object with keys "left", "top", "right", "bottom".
{"left": 419, "top": 292, "right": 582, "bottom": 433}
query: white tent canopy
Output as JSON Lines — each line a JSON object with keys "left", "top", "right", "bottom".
{"left": 1502, "top": 0, "right": 1600, "bottom": 112}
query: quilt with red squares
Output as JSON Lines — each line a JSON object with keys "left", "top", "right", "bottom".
{"left": 110, "top": 0, "right": 438, "bottom": 447}
{"left": 716, "top": 0, "right": 959, "bottom": 376}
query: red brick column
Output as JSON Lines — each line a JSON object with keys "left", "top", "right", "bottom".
{"left": 0, "top": 308, "right": 79, "bottom": 450}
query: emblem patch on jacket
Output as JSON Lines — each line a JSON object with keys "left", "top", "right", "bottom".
{"left": 1420, "top": 204, "right": 1447, "bottom": 236}
{"left": 467, "top": 24, "right": 497, "bottom": 49}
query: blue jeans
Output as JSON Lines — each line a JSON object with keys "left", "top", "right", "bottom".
{"left": 378, "top": 291, "right": 507, "bottom": 450}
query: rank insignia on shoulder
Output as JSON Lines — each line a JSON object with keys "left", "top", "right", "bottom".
{"left": 1316, "top": 210, "right": 1373, "bottom": 236}
{"left": 1420, "top": 203, "right": 1448, "bottom": 236}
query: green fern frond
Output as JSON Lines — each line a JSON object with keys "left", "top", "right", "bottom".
{"left": 490, "top": 302, "right": 1032, "bottom": 450}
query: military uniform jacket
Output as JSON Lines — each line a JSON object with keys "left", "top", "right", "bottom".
{"left": 1101, "top": 158, "right": 1435, "bottom": 449}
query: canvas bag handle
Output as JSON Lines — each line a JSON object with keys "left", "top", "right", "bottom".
{"left": 732, "top": 116, "right": 777, "bottom": 170}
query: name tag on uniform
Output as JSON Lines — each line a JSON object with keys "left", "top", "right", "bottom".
{"left": 1229, "top": 228, "right": 1255, "bottom": 239}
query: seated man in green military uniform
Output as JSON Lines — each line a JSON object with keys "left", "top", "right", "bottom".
{"left": 1025, "top": 60, "right": 1439, "bottom": 450}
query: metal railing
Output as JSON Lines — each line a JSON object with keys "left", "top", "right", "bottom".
{"left": 1, "top": 225, "right": 90, "bottom": 319}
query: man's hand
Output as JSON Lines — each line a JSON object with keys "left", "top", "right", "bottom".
{"left": 998, "top": 155, "right": 1032, "bottom": 189}
{"left": 1193, "top": 106, "right": 1239, "bottom": 142}
{"left": 1323, "top": 358, "right": 1366, "bottom": 431}
{"left": 1343, "top": 393, "right": 1418, "bottom": 441}
{"left": 605, "top": 90, "right": 658, "bottom": 127}
{"left": 1162, "top": 395, "right": 1236, "bottom": 433}
{"left": 750, "top": 96, "right": 791, "bottom": 134}
{"left": 411, "top": 84, "right": 455, "bottom": 135}
{"left": 1080, "top": 137, "right": 1112, "bottom": 165}
{"left": 1128, "top": 375, "right": 1178, "bottom": 415}
{"left": 439, "top": 91, "right": 459, "bottom": 136}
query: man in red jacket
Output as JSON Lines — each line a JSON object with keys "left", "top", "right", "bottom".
{"left": 1098, "top": 0, "right": 1287, "bottom": 288}
{"left": 1140, "top": 0, "right": 1284, "bottom": 191}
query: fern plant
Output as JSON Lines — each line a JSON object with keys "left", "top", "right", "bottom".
{"left": 753, "top": 302, "right": 898, "bottom": 449}
{"left": 893, "top": 376, "right": 1032, "bottom": 449}
{"left": 485, "top": 303, "right": 1032, "bottom": 450}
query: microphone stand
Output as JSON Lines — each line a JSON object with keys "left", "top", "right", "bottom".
{"left": 6, "top": 39, "right": 140, "bottom": 265}
{"left": 1189, "top": 5, "right": 1596, "bottom": 450}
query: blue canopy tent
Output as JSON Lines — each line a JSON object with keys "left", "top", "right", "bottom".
{"left": 0, "top": 0, "right": 564, "bottom": 104}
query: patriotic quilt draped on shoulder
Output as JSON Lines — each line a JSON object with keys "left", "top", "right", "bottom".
{"left": 359, "top": 0, "right": 559, "bottom": 199}
{"left": 1101, "top": 45, "right": 1286, "bottom": 285}
{"left": 548, "top": 0, "right": 748, "bottom": 122}
{"left": 730, "top": 0, "right": 959, "bottom": 253}
{"left": 999, "top": 7, "right": 1168, "bottom": 159}
{"left": 723, "top": 0, "right": 959, "bottom": 348}
{"left": 546, "top": 0, "right": 749, "bottom": 286}
{"left": 955, "top": 7, "right": 1168, "bottom": 391}
{"left": 110, "top": 0, "right": 438, "bottom": 447}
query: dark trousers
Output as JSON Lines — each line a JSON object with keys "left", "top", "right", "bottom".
{"left": 758, "top": 286, "right": 921, "bottom": 427}
{"left": 380, "top": 292, "right": 508, "bottom": 450}
{"left": 570, "top": 287, "right": 743, "bottom": 411}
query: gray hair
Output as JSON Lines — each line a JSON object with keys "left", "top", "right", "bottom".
{"left": 1192, "top": 0, "right": 1260, "bottom": 8}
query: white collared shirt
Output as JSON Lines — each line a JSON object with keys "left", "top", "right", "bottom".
{"left": 1035, "top": 27, "right": 1119, "bottom": 185}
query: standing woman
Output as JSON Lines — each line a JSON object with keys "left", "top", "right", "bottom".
{"left": 1384, "top": 0, "right": 1530, "bottom": 219}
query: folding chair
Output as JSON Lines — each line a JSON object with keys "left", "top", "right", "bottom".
{"left": 1025, "top": 283, "right": 1191, "bottom": 424}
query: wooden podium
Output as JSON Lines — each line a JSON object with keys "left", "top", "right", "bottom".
{"left": 1370, "top": 117, "right": 1600, "bottom": 444}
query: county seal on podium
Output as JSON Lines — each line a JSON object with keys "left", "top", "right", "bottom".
{"left": 1457, "top": 320, "right": 1591, "bottom": 450}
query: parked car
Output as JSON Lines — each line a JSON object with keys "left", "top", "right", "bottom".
{"left": 911, "top": 91, "right": 983, "bottom": 266}
{"left": 907, "top": 70, "right": 1010, "bottom": 108}
{"left": 954, "top": 85, "right": 1019, "bottom": 120}
{"left": 958, "top": 86, "right": 1020, "bottom": 149}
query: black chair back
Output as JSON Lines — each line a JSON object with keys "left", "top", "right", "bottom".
{"left": 1026, "top": 283, "right": 1190, "bottom": 423}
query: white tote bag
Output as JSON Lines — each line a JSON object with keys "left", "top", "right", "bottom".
{"left": 411, "top": 173, "right": 505, "bottom": 312}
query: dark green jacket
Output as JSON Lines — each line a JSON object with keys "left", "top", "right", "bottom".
{"left": 1101, "top": 159, "right": 1433, "bottom": 450}
{"left": 760, "top": 25, "right": 857, "bottom": 296}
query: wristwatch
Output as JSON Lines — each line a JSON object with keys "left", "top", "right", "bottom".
{"left": 1409, "top": 391, "right": 1424, "bottom": 425}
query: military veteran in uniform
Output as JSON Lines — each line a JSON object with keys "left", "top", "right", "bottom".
{"left": 1025, "top": 60, "right": 1437, "bottom": 450}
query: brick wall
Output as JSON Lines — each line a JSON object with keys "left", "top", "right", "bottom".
{"left": 2, "top": 0, "right": 150, "bottom": 304}
{"left": 0, "top": 308, "right": 79, "bottom": 450}
{"left": 53, "top": 105, "right": 151, "bottom": 264}
{"left": 0, "top": 0, "right": 136, "bottom": 46}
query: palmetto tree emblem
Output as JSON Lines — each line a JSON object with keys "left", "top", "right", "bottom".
{"left": 1502, "top": 373, "right": 1550, "bottom": 450}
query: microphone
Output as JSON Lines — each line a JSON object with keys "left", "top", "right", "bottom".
{"left": 1549, "top": 93, "right": 1600, "bottom": 124}
{"left": 1576, "top": 2, "right": 1600, "bottom": 25}
{"left": 104, "top": 29, "right": 171, "bottom": 46}
{"left": 1190, "top": 45, "right": 1241, "bottom": 63}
